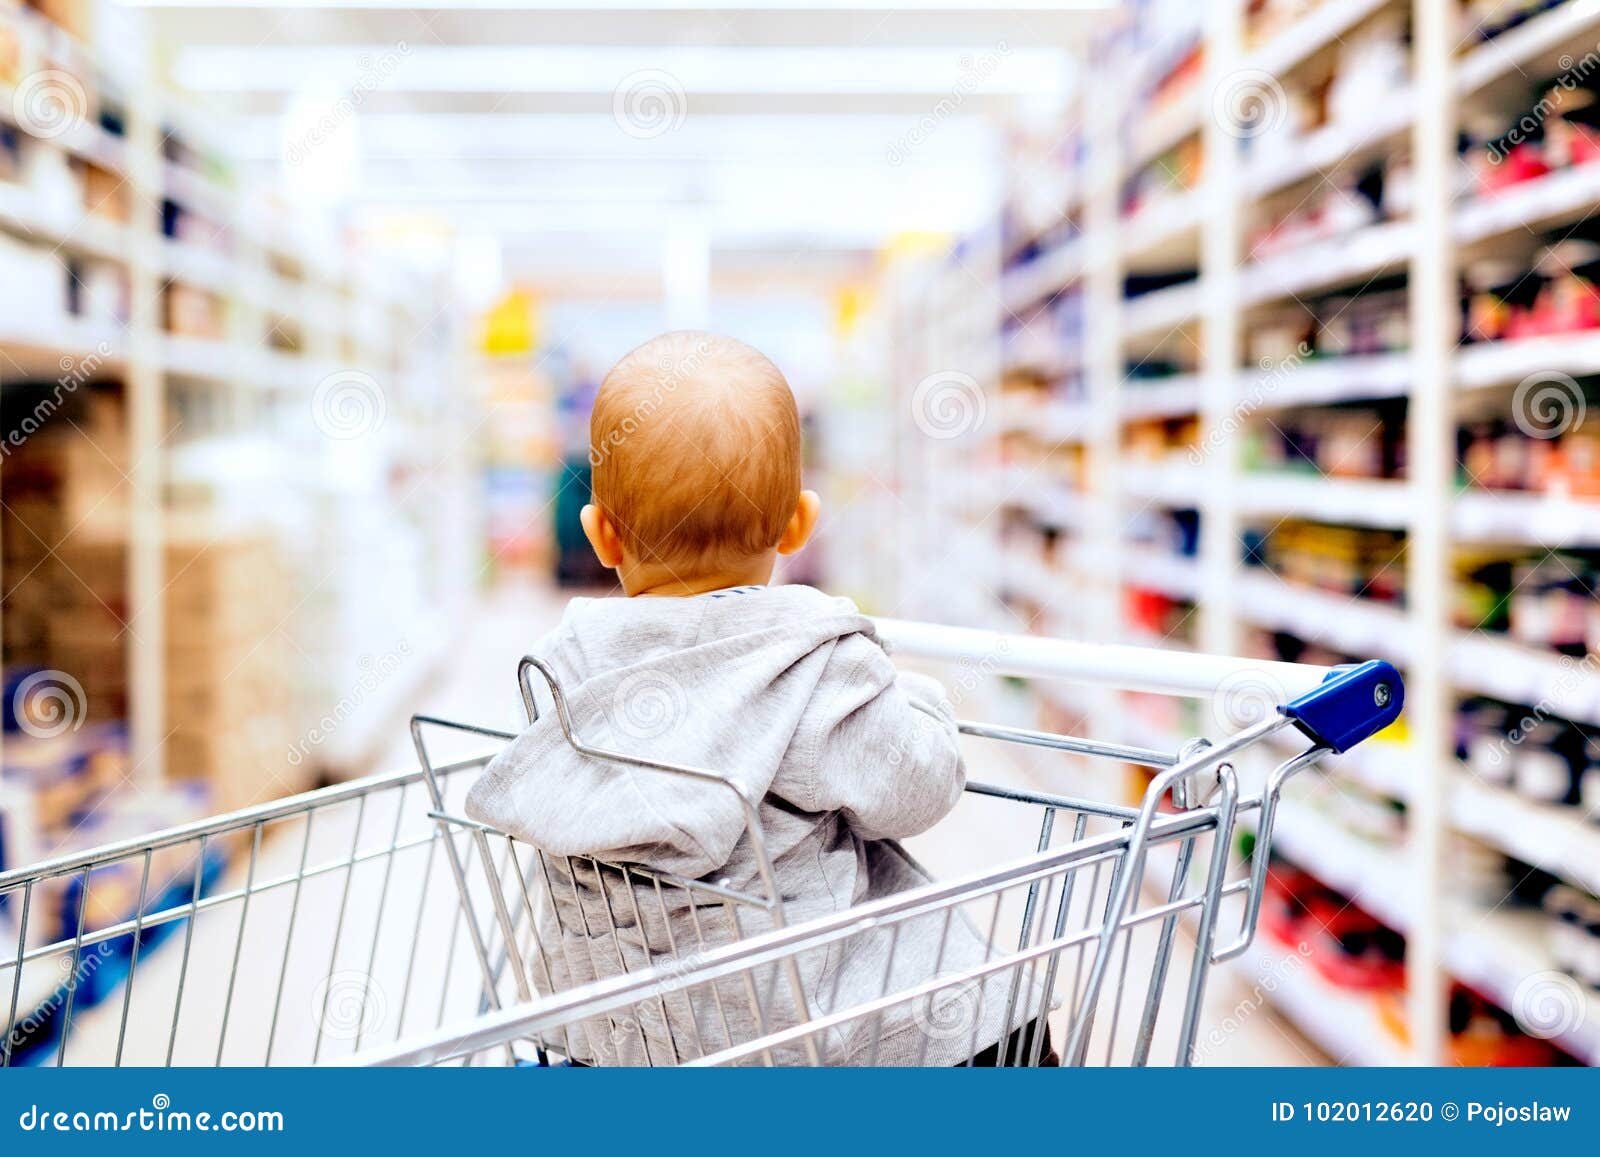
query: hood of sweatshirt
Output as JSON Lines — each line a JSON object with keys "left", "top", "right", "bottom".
{"left": 464, "top": 584, "right": 879, "bottom": 878}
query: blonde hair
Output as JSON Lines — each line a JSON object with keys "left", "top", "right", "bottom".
{"left": 589, "top": 331, "right": 801, "bottom": 567}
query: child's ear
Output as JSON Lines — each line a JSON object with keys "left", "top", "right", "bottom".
{"left": 776, "top": 489, "right": 821, "bottom": 556}
{"left": 580, "top": 504, "right": 625, "bottom": 568}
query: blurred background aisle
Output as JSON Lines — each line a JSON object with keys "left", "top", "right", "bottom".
{"left": 4, "top": 0, "right": 1600, "bottom": 1067}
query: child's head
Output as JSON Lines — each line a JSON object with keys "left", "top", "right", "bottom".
{"left": 583, "top": 331, "right": 820, "bottom": 594}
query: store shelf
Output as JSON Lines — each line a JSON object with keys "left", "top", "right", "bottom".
{"left": 1244, "top": 0, "right": 1394, "bottom": 79}
{"left": 1262, "top": 800, "right": 1413, "bottom": 932}
{"left": 1456, "top": 2, "right": 1600, "bottom": 96}
{"left": 1120, "top": 546, "right": 1199, "bottom": 600}
{"left": 1121, "top": 281, "right": 1202, "bottom": 342}
{"left": 1452, "top": 774, "right": 1600, "bottom": 896}
{"left": 1000, "top": 240, "right": 1084, "bottom": 315}
{"left": 1235, "top": 938, "right": 1410, "bottom": 1065}
{"left": 1121, "top": 460, "right": 1204, "bottom": 507}
{"left": 1235, "top": 571, "right": 1413, "bottom": 663}
{"left": 1452, "top": 633, "right": 1600, "bottom": 727}
{"left": 961, "top": 466, "right": 1087, "bottom": 532}
{"left": 163, "top": 162, "right": 235, "bottom": 223}
{"left": 161, "top": 335, "right": 252, "bottom": 383}
{"left": 1235, "top": 474, "right": 1410, "bottom": 528}
{"left": 1269, "top": 727, "right": 1412, "bottom": 801}
{"left": 0, "top": 182, "right": 129, "bottom": 264}
{"left": 999, "top": 548, "right": 1069, "bottom": 611}
{"left": 1448, "top": 908, "right": 1600, "bottom": 1067}
{"left": 963, "top": 0, "right": 1600, "bottom": 1071}
{"left": 995, "top": 395, "right": 1090, "bottom": 442}
{"left": 160, "top": 238, "right": 237, "bottom": 295}
{"left": 0, "top": 318, "right": 127, "bottom": 377}
{"left": 1240, "top": 95, "right": 1414, "bottom": 201}
{"left": 1125, "top": 87, "right": 1202, "bottom": 176}
{"left": 1240, "top": 221, "right": 1413, "bottom": 306}
{"left": 1119, "top": 375, "right": 1200, "bottom": 420}
{"left": 1239, "top": 351, "right": 1411, "bottom": 410}
{"left": 1001, "top": 336, "right": 1081, "bottom": 380}
{"left": 1454, "top": 490, "right": 1600, "bottom": 547}
{"left": 1120, "top": 191, "right": 1202, "bottom": 266}
{"left": 1456, "top": 332, "right": 1600, "bottom": 389}
{"left": 1456, "top": 163, "right": 1600, "bottom": 244}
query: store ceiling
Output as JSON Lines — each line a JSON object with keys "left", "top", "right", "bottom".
{"left": 133, "top": 2, "right": 1102, "bottom": 287}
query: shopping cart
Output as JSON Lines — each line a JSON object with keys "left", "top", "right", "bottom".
{"left": 0, "top": 619, "right": 1401, "bottom": 1068}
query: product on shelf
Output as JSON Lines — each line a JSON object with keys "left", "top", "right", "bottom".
{"left": 1545, "top": 884, "right": 1600, "bottom": 991}
{"left": 1122, "top": 414, "right": 1201, "bottom": 463}
{"left": 1121, "top": 587, "right": 1195, "bottom": 645}
{"left": 1002, "top": 287, "right": 1084, "bottom": 385}
{"left": 1121, "top": 136, "right": 1203, "bottom": 221}
{"left": 1463, "top": 64, "right": 1600, "bottom": 198}
{"left": 1248, "top": 159, "right": 1409, "bottom": 262}
{"left": 1244, "top": 0, "right": 1324, "bottom": 52}
{"left": 1453, "top": 548, "right": 1600, "bottom": 655}
{"left": 1241, "top": 9, "right": 1411, "bottom": 170}
{"left": 1243, "top": 399, "right": 1408, "bottom": 479}
{"left": 1243, "top": 520, "right": 1408, "bottom": 604}
{"left": 1, "top": 386, "right": 306, "bottom": 814}
{"left": 1258, "top": 861, "right": 1406, "bottom": 989}
{"left": 1457, "top": 403, "right": 1600, "bottom": 497}
{"left": 1461, "top": 239, "right": 1600, "bottom": 344}
{"left": 163, "top": 283, "right": 227, "bottom": 340}
{"left": 1249, "top": 276, "right": 1410, "bottom": 366}
{"left": 1126, "top": 507, "right": 1200, "bottom": 558}
{"left": 1456, "top": 696, "right": 1598, "bottom": 808}
{"left": 1457, "top": 0, "right": 1571, "bottom": 47}
{"left": 1378, "top": 984, "right": 1578, "bottom": 1066}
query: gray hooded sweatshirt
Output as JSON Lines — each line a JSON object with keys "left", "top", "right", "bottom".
{"left": 464, "top": 584, "right": 1024, "bottom": 1066}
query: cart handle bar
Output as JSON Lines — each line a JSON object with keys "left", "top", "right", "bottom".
{"left": 871, "top": 617, "right": 1330, "bottom": 701}
{"left": 873, "top": 618, "right": 1404, "bottom": 755}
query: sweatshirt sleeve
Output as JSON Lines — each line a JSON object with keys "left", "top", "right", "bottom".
{"left": 792, "top": 637, "right": 966, "bottom": 841}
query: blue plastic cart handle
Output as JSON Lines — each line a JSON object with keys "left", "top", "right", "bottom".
{"left": 1279, "top": 659, "right": 1404, "bottom": 754}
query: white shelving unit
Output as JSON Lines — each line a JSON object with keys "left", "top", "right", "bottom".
{"left": 894, "top": 0, "right": 1600, "bottom": 1065}
{"left": 0, "top": 5, "right": 469, "bottom": 784}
